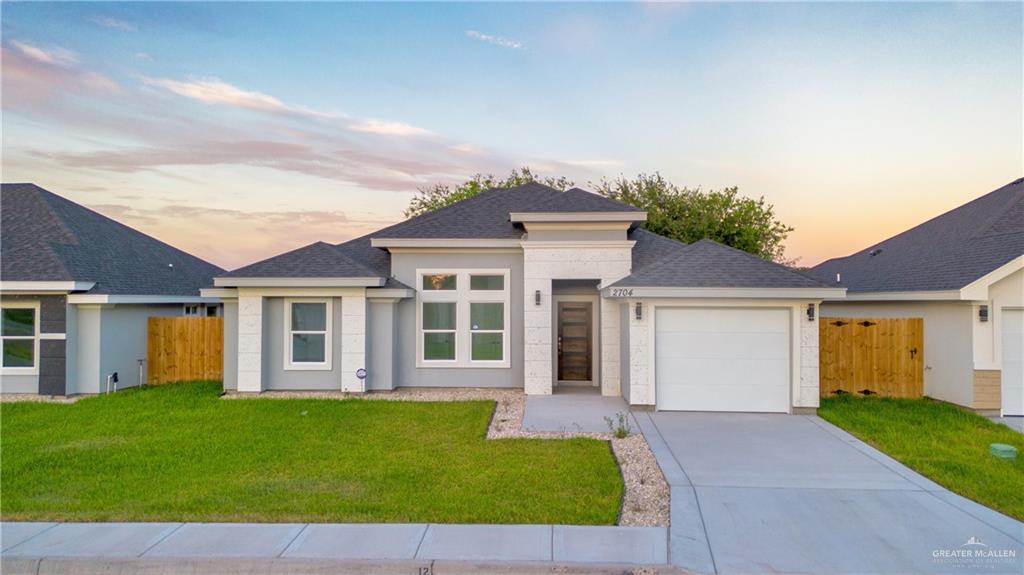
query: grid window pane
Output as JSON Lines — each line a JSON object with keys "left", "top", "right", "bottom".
{"left": 423, "top": 302, "right": 456, "bottom": 330}
{"left": 2, "top": 339, "right": 34, "bottom": 368}
{"left": 292, "top": 333, "right": 326, "bottom": 363}
{"left": 471, "top": 333, "right": 503, "bottom": 361}
{"left": 291, "top": 303, "right": 327, "bottom": 331}
{"left": 422, "top": 274, "right": 457, "bottom": 291}
{"left": 2, "top": 308, "right": 34, "bottom": 337}
{"left": 424, "top": 333, "right": 455, "bottom": 360}
{"left": 470, "top": 275, "right": 504, "bottom": 290}
{"left": 470, "top": 303, "right": 503, "bottom": 331}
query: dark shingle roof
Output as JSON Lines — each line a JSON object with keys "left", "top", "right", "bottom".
{"left": 1, "top": 183, "right": 223, "bottom": 295}
{"left": 372, "top": 182, "right": 564, "bottom": 239}
{"left": 611, "top": 239, "right": 828, "bottom": 289}
{"left": 222, "top": 241, "right": 380, "bottom": 278}
{"left": 517, "top": 188, "right": 644, "bottom": 213}
{"left": 628, "top": 228, "right": 689, "bottom": 271}
{"left": 809, "top": 178, "right": 1024, "bottom": 293}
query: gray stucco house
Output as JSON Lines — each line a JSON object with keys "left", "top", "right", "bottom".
{"left": 207, "top": 184, "right": 842, "bottom": 413}
{"left": 811, "top": 177, "right": 1024, "bottom": 416}
{"left": 0, "top": 183, "right": 223, "bottom": 395}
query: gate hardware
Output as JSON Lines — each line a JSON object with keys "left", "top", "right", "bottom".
{"left": 909, "top": 347, "right": 918, "bottom": 359}
{"left": 858, "top": 389, "right": 876, "bottom": 396}
{"left": 831, "top": 320, "right": 848, "bottom": 327}
{"left": 858, "top": 320, "right": 877, "bottom": 327}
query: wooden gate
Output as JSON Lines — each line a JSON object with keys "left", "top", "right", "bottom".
{"left": 147, "top": 317, "right": 223, "bottom": 384}
{"left": 819, "top": 317, "right": 923, "bottom": 398}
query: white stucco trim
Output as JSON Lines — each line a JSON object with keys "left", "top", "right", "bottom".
{"left": 603, "top": 286, "right": 846, "bottom": 300}
{"left": 833, "top": 290, "right": 963, "bottom": 301}
{"left": 237, "top": 294, "right": 263, "bottom": 392}
{"left": 282, "top": 298, "right": 333, "bottom": 371}
{"left": 200, "top": 288, "right": 239, "bottom": 299}
{"left": 370, "top": 238, "right": 523, "bottom": 249}
{"left": 67, "top": 294, "right": 221, "bottom": 304}
{"left": 520, "top": 240, "right": 636, "bottom": 250}
{"left": 365, "top": 288, "right": 415, "bottom": 299}
{"left": 961, "top": 255, "right": 1024, "bottom": 301}
{"left": 236, "top": 287, "right": 366, "bottom": 297}
{"left": 0, "top": 281, "right": 94, "bottom": 293}
{"left": 510, "top": 212, "right": 647, "bottom": 223}
{"left": 0, "top": 300, "right": 41, "bottom": 376}
{"left": 552, "top": 294, "right": 600, "bottom": 388}
{"left": 340, "top": 295, "right": 367, "bottom": 392}
{"left": 215, "top": 277, "right": 384, "bottom": 288}
{"left": 39, "top": 333, "right": 67, "bottom": 340}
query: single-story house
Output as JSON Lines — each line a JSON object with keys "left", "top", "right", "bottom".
{"left": 0, "top": 183, "right": 224, "bottom": 396}
{"left": 810, "top": 177, "right": 1024, "bottom": 416}
{"left": 205, "top": 183, "right": 844, "bottom": 413}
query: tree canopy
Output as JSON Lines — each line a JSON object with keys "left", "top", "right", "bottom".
{"left": 404, "top": 168, "right": 794, "bottom": 264}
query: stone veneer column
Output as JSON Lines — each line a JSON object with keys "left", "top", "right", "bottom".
{"left": 600, "top": 299, "right": 621, "bottom": 396}
{"left": 523, "top": 275, "right": 553, "bottom": 395}
{"left": 628, "top": 300, "right": 654, "bottom": 405}
{"left": 797, "top": 303, "right": 821, "bottom": 408}
{"left": 236, "top": 294, "right": 263, "bottom": 393}
{"left": 340, "top": 294, "right": 367, "bottom": 392}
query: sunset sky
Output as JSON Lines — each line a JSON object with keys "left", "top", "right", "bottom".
{"left": 2, "top": 2, "right": 1021, "bottom": 270}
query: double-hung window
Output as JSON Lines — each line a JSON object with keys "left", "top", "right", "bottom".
{"left": 284, "top": 299, "right": 332, "bottom": 370}
{"left": 1, "top": 302, "right": 39, "bottom": 374}
{"left": 418, "top": 270, "right": 509, "bottom": 367}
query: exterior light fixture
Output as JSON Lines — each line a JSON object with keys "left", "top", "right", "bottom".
{"left": 807, "top": 303, "right": 816, "bottom": 322}
{"left": 979, "top": 305, "right": 989, "bottom": 322}
{"left": 635, "top": 302, "right": 643, "bottom": 321}
{"left": 534, "top": 290, "right": 541, "bottom": 306}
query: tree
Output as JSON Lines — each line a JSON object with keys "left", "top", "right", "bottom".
{"left": 404, "top": 167, "right": 573, "bottom": 218}
{"left": 592, "top": 173, "right": 795, "bottom": 264}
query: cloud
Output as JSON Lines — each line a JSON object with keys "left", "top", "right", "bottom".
{"left": 349, "top": 119, "right": 431, "bottom": 137}
{"left": 135, "top": 52, "right": 153, "bottom": 61}
{"left": 465, "top": 30, "right": 524, "bottom": 50}
{"left": 9, "top": 40, "right": 78, "bottom": 67}
{"left": 561, "top": 159, "right": 625, "bottom": 169}
{"left": 143, "top": 77, "right": 290, "bottom": 113}
{"left": 89, "top": 16, "right": 137, "bottom": 32}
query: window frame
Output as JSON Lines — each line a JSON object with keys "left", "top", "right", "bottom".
{"left": 283, "top": 298, "right": 333, "bottom": 371}
{"left": 1, "top": 301, "right": 40, "bottom": 375}
{"left": 416, "top": 269, "right": 510, "bottom": 368}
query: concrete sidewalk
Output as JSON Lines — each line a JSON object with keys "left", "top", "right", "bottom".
{"left": 1, "top": 521, "right": 668, "bottom": 567}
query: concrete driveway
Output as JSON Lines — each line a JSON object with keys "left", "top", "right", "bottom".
{"left": 637, "top": 412, "right": 1024, "bottom": 574}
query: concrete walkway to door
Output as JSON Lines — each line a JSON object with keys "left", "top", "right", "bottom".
{"left": 636, "top": 412, "right": 1024, "bottom": 575}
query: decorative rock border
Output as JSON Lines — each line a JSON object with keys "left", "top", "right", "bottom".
{"left": 224, "top": 388, "right": 670, "bottom": 527}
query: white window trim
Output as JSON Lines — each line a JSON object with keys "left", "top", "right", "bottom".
{"left": 416, "top": 269, "right": 511, "bottom": 369}
{"left": 283, "top": 298, "right": 333, "bottom": 371}
{"left": 1, "top": 300, "right": 41, "bottom": 376}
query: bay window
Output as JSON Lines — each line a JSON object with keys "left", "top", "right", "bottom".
{"left": 1, "top": 302, "right": 39, "bottom": 374}
{"left": 418, "top": 270, "right": 510, "bottom": 367}
{"left": 284, "top": 299, "right": 332, "bottom": 370}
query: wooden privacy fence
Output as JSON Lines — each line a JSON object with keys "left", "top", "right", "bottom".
{"left": 819, "top": 317, "right": 924, "bottom": 398}
{"left": 147, "top": 317, "right": 223, "bottom": 384}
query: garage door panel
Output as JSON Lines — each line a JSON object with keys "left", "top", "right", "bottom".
{"left": 1002, "top": 309, "right": 1024, "bottom": 417}
{"left": 655, "top": 307, "right": 791, "bottom": 413}
{"left": 656, "top": 332, "right": 789, "bottom": 361}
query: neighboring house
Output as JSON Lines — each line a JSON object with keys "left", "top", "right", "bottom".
{"left": 0, "top": 183, "right": 224, "bottom": 395}
{"left": 205, "top": 184, "right": 843, "bottom": 413}
{"left": 810, "top": 177, "right": 1024, "bottom": 416}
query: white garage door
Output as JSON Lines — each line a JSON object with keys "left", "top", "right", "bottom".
{"left": 1002, "top": 309, "right": 1024, "bottom": 417}
{"left": 655, "top": 307, "right": 791, "bottom": 412}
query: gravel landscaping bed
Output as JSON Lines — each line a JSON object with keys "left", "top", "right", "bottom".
{"left": 224, "top": 387, "right": 670, "bottom": 527}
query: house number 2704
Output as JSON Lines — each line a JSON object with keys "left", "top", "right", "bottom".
{"left": 611, "top": 288, "right": 634, "bottom": 297}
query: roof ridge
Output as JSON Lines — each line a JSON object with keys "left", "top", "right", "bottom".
{"left": 14, "top": 185, "right": 78, "bottom": 280}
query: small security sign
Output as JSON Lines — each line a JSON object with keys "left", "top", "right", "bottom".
{"left": 355, "top": 368, "right": 367, "bottom": 380}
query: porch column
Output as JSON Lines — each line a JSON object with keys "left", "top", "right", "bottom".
{"left": 340, "top": 294, "right": 367, "bottom": 392}
{"left": 523, "top": 277, "right": 553, "bottom": 395}
{"left": 236, "top": 294, "right": 263, "bottom": 392}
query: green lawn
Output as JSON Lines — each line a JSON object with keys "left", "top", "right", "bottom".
{"left": 1, "top": 382, "right": 622, "bottom": 524}
{"left": 819, "top": 395, "right": 1024, "bottom": 520}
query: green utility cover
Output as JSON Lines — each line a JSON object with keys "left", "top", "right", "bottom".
{"left": 990, "top": 443, "right": 1018, "bottom": 459}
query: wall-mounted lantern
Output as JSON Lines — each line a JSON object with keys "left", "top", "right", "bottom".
{"left": 807, "top": 303, "right": 816, "bottom": 322}
{"left": 635, "top": 302, "right": 643, "bottom": 321}
{"left": 979, "top": 305, "right": 989, "bottom": 322}
{"left": 534, "top": 290, "right": 541, "bottom": 306}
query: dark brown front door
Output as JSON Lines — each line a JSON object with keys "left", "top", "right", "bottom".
{"left": 557, "top": 302, "right": 592, "bottom": 381}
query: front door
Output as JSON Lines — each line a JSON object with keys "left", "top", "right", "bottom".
{"left": 557, "top": 302, "right": 593, "bottom": 382}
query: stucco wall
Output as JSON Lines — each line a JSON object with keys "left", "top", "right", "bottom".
{"left": 262, "top": 297, "right": 344, "bottom": 391}
{"left": 222, "top": 301, "right": 238, "bottom": 391}
{"left": 367, "top": 300, "right": 397, "bottom": 391}
{"left": 974, "top": 268, "right": 1023, "bottom": 370}
{"left": 820, "top": 300, "right": 975, "bottom": 407}
{"left": 390, "top": 251, "right": 525, "bottom": 388}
